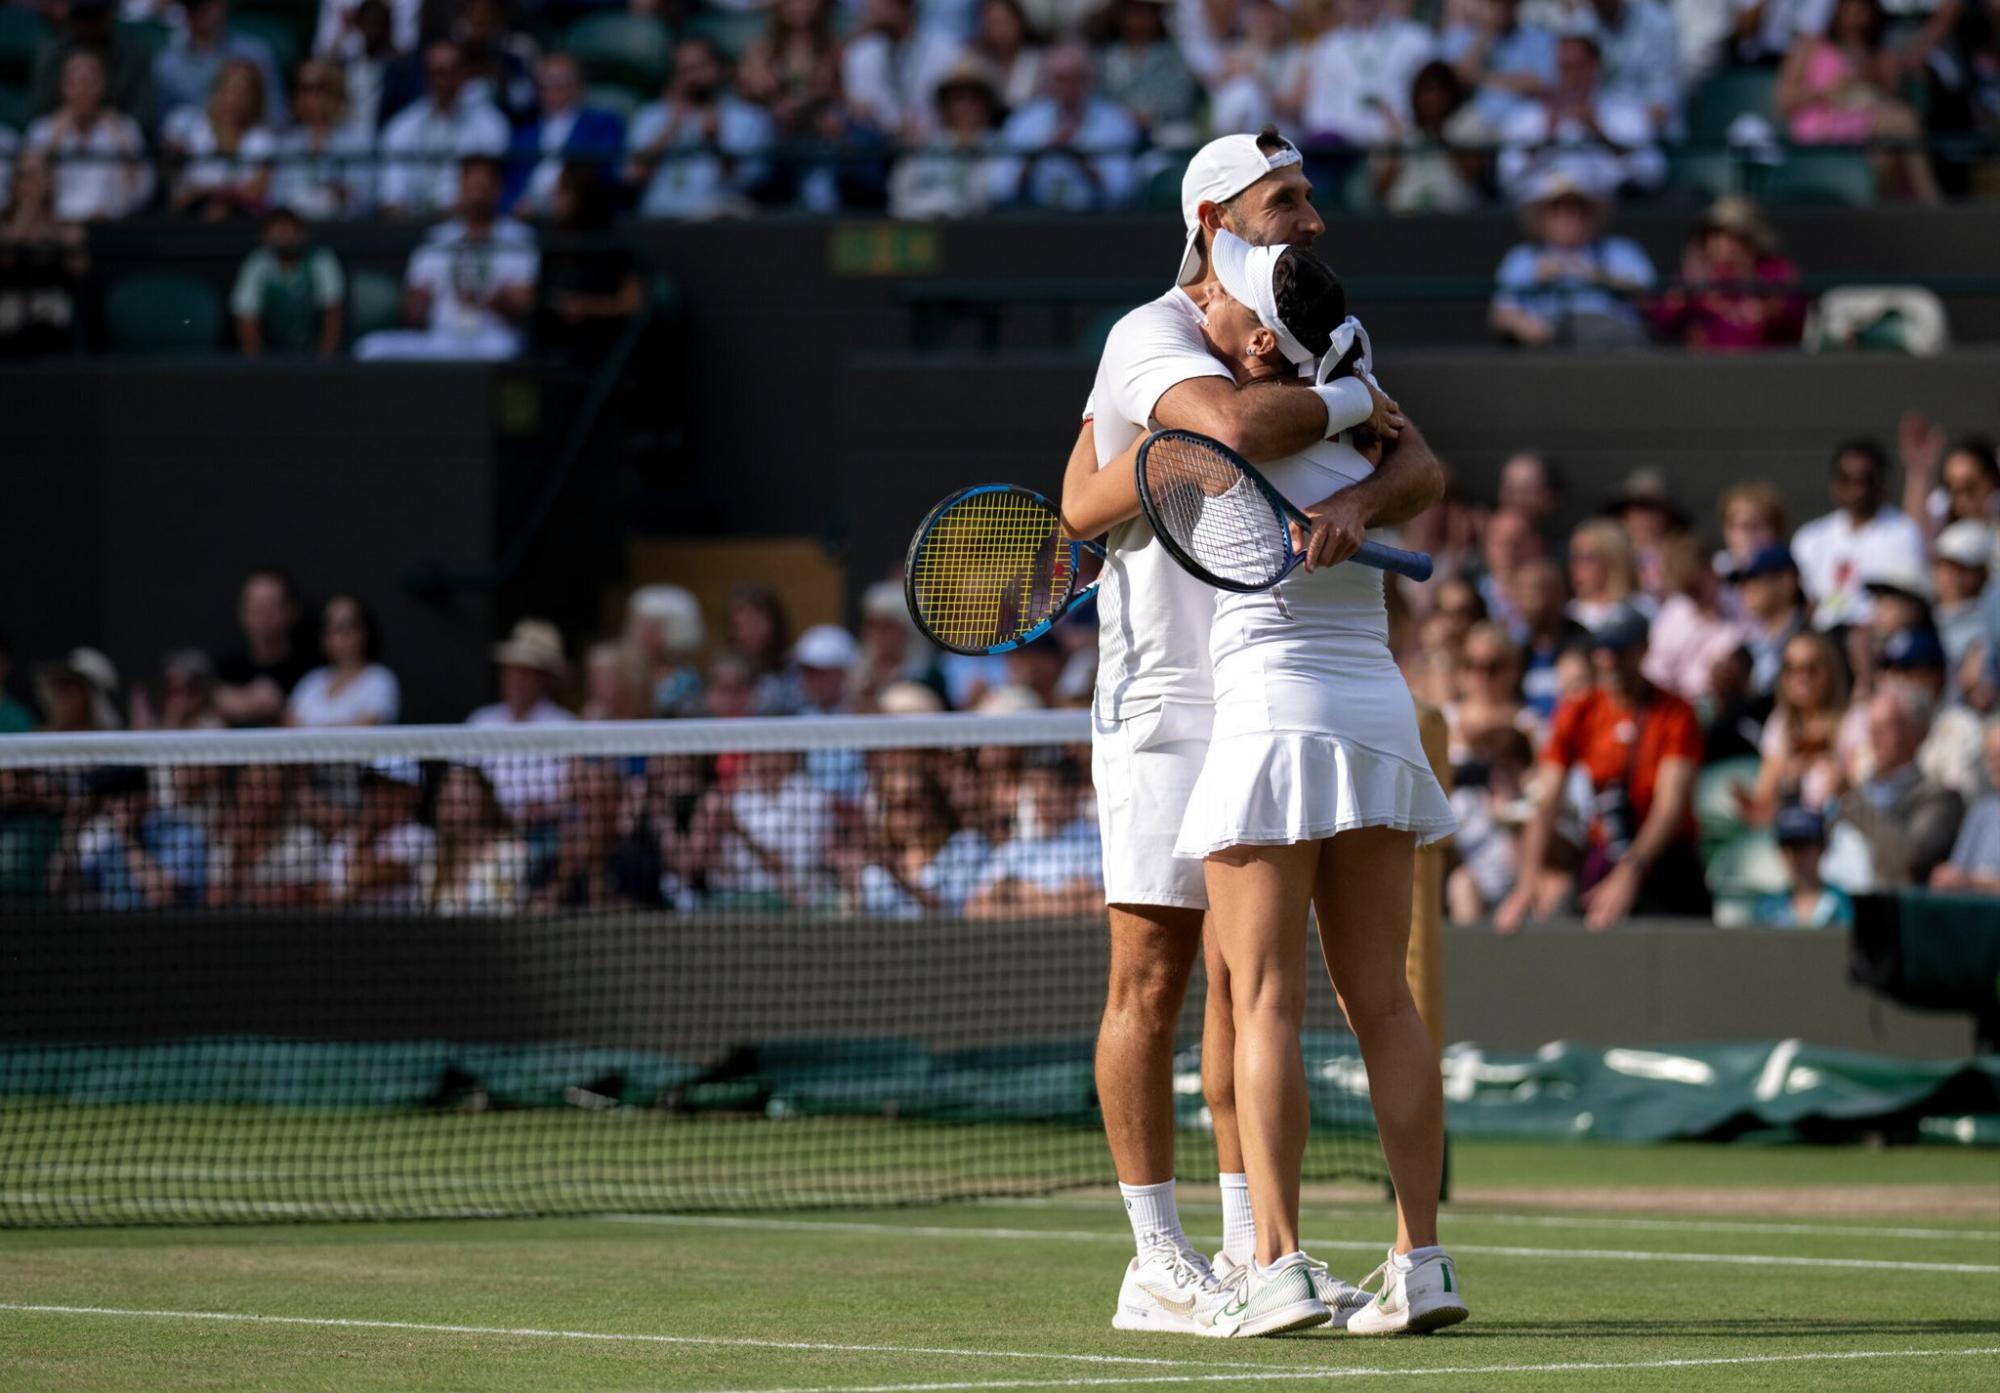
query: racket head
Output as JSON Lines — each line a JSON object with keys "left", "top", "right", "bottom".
{"left": 1134, "top": 429, "right": 1300, "bottom": 594}
{"left": 904, "top": 484, "right": 1091, "bottom": 655}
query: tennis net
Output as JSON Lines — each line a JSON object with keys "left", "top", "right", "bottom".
{"left": 0, "top": 713, "right": 1385, "bottom": 1226}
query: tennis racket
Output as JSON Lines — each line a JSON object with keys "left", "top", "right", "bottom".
{"left": 1135, "top": 429, "right": 1433, "bottom": 593}
{"left": 903, "top": 484, "right": 1105, "bottom": 655}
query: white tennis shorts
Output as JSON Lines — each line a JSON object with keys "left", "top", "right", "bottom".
{"left": 1091, "top": 700, "right": 1214, "bottom": 911}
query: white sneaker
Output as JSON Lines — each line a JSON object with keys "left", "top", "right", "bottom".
{"left": 1112, "top": 1243, "right": 1222, "bottom": 1335}
{"left": 1302, "top": 1253, "right": 1372, "bottom": 1330}
{"left": 1197, "top": 1254, "right": 1331, "bottom": 1339}
{"left": 1344, "top": 1248, "right": 1469, "bottom": 1336}
{"left": 1214, "top": 1250, "right": 1367, "bottom": 1331}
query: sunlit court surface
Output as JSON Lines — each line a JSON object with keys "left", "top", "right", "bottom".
{"left": 3, "top": 1142, "right": 1996, "bottom": 1393}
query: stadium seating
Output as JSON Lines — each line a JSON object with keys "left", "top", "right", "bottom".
{"left": 0, "top": 5, "right": 41, "bottom": 85}
{"left": 585, "top": 83, "right": 642, "bottom": 121}
{"left": 564, "top": 14, "right": 672, "bottom": 95}
{"left": 344, "top": 267, "right": 404, "bottom": 341}
{"left": 232, "top": 0, "right": 317, "bottom": 65}
{"left": 104, "top": 273, "right": 225, "bottom": 354}
{"left": 686, "top": 8, "right": 767, "bottom": 61}
{"left": 1762, "top": 149, "right": 1878, "bottom": 206}
{"left": 1687, "top": 68, "right": 1779, "bottom": 144}
{"left": 1664, "top": 147, "right": 1743, "bottom": 203}
{"left": 0, "top": 81, "right": 27, "bottom": 130}
{"left": 117, "top": 17, "right": 171, "bottom": 61}
{"left": 229, "top": 15, "right": 303, "bottom": 86}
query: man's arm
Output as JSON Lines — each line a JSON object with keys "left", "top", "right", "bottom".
{"left": 1582, "top": 756, "right": 1695, "bottom": 931}
{"left": 1495, "top": 761, "right": 1566, "bottom": 935}
{"left": 1152, "top": 374, "right": 1403, "bottom": 464}
{"left": 1294, "top": 416, "right": 1446, "bottom": 569}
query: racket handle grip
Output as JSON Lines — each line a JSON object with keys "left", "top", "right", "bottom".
{"left": 1354, "top": 539, "right": 1434, "bottom": 583}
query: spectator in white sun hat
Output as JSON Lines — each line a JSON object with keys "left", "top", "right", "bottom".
{"left": 1932, "top": 520, "right": 1993, "bottom": 692}
{"left": 35, "top": 647, "right": 122, "bottom": 731}
{"left": 625, "top": 584, "right": 707, "bottom": 718}
{"left": 854, "top": 579, "right": 945, "bottom": 712}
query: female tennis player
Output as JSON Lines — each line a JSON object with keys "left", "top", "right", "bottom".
{"left": 1174, "top": 230, "right": 1466, "bottom": 1336}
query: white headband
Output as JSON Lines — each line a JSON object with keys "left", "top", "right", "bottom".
{"left": 1210, "top": 228, "right": 1316, "bottom": 368}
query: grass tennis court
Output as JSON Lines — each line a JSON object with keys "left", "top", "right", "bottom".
{"left": 4, "top": 1141, "right": 1996, "bottom": 1393}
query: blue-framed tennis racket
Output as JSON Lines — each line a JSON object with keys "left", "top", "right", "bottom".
{"left": 904, "top": 484, "right": 1105, "bottom": 655}
{"left": 1135, "top": 429, "right": 1433, "bottom": 593}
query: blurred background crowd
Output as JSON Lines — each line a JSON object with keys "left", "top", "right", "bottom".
{"left": 1, "top": 0, "right": 1999, "bottom": 358}
{"left": 5, "top": 405, "right": 1999, "bottom": 925}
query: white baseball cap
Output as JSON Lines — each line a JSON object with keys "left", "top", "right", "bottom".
{"left": 1935, "top": 519, "right": 1995, "bottom": 570}
{"left": 793, "top": 623, "right": 860, "bottom": 671}
{"left": 1175, "top": 131, "right": 1303, "bottom": 286}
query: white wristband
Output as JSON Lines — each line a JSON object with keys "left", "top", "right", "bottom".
{"left": 1310, "top": 378, "right": 1373, "bottom": 439}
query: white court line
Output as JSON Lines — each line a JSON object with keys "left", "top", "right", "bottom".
{"left": 692, "top": 1348, "right": 2000, "bottom": 1393}
{"left": 979, "top": 1197, "right": 2000, "bottom": 1245}
{"left": 600, "top": 1215, "right": 2000, "bottom": 1277}
{"left": 0, "top": 1305, "right": 1262, "bottom": 1371}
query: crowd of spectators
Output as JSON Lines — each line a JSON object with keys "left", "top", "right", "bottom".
{"left": 0, "top": 0, "right": 1992, "bottom": 247}
{"left": 0, "top": 563, "right": 1107, "bottom": 916}
{"left": 0, "top": 437, "right": 1982, "bottom": 923}
{"left": 6, "top": 411, "right": 2000, "bottom": 922}
{"left": 1398, "top": 410, "right": 2000, "bottom": 929}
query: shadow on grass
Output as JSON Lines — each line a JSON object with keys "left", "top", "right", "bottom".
{"left": 1403, "top": 1317, "right": 2000, "bottom": 1340}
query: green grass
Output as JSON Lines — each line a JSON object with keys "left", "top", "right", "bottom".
{"left": 3, "top": 1141, "right": 1996, "bottom": 1392}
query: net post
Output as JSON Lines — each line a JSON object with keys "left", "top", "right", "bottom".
{"left": 1408, "top": 700, "right": 1451, "bottom": 1203}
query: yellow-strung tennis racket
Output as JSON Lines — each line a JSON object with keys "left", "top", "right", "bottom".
{"left": 903, "top": 485, "right": 1104, "bottom": 656}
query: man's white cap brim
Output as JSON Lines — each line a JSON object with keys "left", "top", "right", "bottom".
{"left": 1176, "top": 132, "right": 1303, "bottom": 285}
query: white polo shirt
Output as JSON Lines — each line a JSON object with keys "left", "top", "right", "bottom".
{"left": 1791, "top": 505, "right": 1927, "bottom": 630}
{"left": 1083, "top": 287, "right": 1231, "bottom": 722}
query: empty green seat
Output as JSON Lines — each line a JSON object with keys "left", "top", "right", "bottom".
{"left": 565, "top": 14, "right": 671, "bottom": 94}
{"left": 1665, "top": 147, "right": 1742, "bottom": 202}
{"left": 345, "top": 267, "right": 404, "bottom": 340}
{"left": 0, "top": 80, "right": 29, "bottom": 131}
{"left": 686, "top": 9, "right": 766, "bottom": 62}
{"left": 1704, "top": 830, "right": 1789, "bottom": 901}
{"left": 1688, "top": 69, "right": 1778, "bottom": 144}
{"left": 232, "top": 0, "right": 317, "bottom": 63}
{"left": 584, "top": 82, "right": 644, "bottom": 122}
{"left": 1762, "top": 149, "right": 1877, "bottom": 206}
{"left": 229, "top": 16, "right": 303, "bottom": 86}
{"left": 0, "top": 6, "right": 43, "bottom": 85}
{"left": 105, "top": 273, "right": 225, "bottom": 354}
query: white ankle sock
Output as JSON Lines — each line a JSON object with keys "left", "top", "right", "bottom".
{"left": 1257, "top": 1250, "right": 1306, "bottom": 1278}
{"left": 1219, "top": 1173, "right": 1255, "bottom": 1263}
{"left": 1119, "top": 1179, "right": 1187, "bottom": 1256}
{"left": 1394, "top": 1245, "right": 1443, "bottom": 1272}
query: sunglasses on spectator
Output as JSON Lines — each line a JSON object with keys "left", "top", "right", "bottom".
{"left": 1465, "top": 657, "right": 1507, "bottom": 675}
{"left": 1782, "top": 661, "right": 1824, "bottom": 676}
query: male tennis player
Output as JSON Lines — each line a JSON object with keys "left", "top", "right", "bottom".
{"left": 1058, "top": 129, "right": 1444, "bottom": 1338}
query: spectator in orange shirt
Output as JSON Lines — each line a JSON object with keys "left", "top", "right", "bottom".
{"left": 1495, "top": 608, "right": 1709, "bottom": 933}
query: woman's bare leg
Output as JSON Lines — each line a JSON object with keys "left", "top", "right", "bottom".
{"left": 1204, "top": 840, "right": 1318, "bottom": 1265}
{"left": 1314, "top": 826, "right": 1442, "bottom": 1252}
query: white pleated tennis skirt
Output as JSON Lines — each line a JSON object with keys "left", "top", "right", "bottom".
{"left": 1174, "top": 730, "right": 1457, "bottom": 859}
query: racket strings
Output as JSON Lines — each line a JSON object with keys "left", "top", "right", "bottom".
{"left": 1140, "top": 437, "right": 1292, "bottom": 589}
{"left": 910, "top": 493, "right": 1075, "bottom": 650}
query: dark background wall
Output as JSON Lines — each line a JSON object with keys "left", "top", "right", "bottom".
{"left": 2, "top": 910, "right": 1971, "bottom": 1060}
